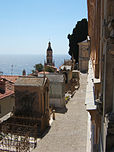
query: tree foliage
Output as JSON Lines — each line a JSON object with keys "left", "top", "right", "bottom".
{"left": 45, "top": 66, "right": 55, "bottom": 72}
{"left": 32, "top": 63, "right": 55, "bottom": 73}
{"left": 22, "top": 69, "right": 26, "bottom": 75}
{"left": 67, "top": 18, "right": 88, "bottom": 62}
{"left": 33, "top": 63, "right": 43, "bottom": 72}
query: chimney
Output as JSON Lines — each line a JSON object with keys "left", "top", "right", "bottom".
{"left": 0, "top": 78, "right": 6, "bottom": 94}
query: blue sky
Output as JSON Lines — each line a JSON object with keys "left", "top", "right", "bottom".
{"left": 0, "top": 0, "right": 87, "bottom": 55}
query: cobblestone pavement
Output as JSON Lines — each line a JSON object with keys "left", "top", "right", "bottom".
{"left": 33, "top": 73, "right": 88, "bottom": 152}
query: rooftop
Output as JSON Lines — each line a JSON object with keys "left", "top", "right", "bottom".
{"left": 46, "top": 74, "right": 64, "bottom": 83}
{"left": 15, "top": 77, "right": 47, "bottom": 87}
{"left": 0, "top": 75, "right": 18, "bottom": 100}
{"left": 38, "top": 73, "right": 64, "bottom": 83}
{"left": 78, "top": 39, "right": 90, "bottom": 46}
{"left": 0, "top": 75, "right": 20, "bottom": 83}
{"left": 0, "top": 90, "right": 14, "bottom": 100}
{"left": 39, "top": 71, "right": 49, "bottom": 74}
{"left": 60, "top": 65, "right": 72, "bottom": 71}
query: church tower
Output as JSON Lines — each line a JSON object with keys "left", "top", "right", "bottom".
{"left": 46, "top": 42, "right": 54, "bottom": 66}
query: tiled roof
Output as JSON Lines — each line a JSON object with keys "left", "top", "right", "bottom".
{"left": 0, "top": 90, "right": 14, "bottom": 100}
{"left": 0, "top": 75, "right": 17, "bottom": 100}
{"left": 39, "top": 71, "right": 49, "bottom": 74}
{"left": 0, "top": 75, "right": 20, "bottom": 83}
{"left": 15, "top": 77, "right": 47, "bottom": 87}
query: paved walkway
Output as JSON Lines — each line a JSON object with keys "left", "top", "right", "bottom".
{"left": 33, "top": 73, "right": 88, "bottom": 152}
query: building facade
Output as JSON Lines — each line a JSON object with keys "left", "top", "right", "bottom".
{"left": 14, "top": 76, "right": 50, "bottom": 133}
{"left": 78, "top": 40, "right": 90, "bottom": 72}
{"left": 86, "top": 0, "right": 114, "bottom": 151}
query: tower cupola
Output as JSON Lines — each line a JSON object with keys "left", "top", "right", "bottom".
{"left": 47, "top": 42, "right": 52, "bottom": 51}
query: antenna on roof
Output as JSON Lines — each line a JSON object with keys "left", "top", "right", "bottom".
{"left": 43, "top": 60, "right": 46, "bottom": 79}
{"left": 43, "top": 60, "right": 46, "bottom": 85}
{"left": 11, "top": 65, "right": 13, "bottom": 75}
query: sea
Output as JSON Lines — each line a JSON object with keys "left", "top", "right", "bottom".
{"left": 0, "top": 54, "right": 70, "bottom": 75}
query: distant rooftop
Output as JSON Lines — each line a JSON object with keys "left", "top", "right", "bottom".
{"left": 60, "top": 65, "right": 72, "bottom": 71}
{"left": 39, "top": 71, "right": 49, "bottom": 74}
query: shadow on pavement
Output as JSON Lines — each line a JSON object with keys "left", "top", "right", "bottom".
{"left": 40, "top": 126, "right": 51, "bottom": 138}
{"left": 55, "top": 107, "right": 68, "bottom": 114}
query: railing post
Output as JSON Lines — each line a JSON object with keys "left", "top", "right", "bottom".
{"left": 53, "top": 110, "right": 55, "bottom": 120}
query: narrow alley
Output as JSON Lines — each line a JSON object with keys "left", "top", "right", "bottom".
{"left": 33, "top": 73, "right": 88, "bottom": 152}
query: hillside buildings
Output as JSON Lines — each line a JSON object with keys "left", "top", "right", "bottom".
{"left": 86, "top": 0, "right": 114, "bottom": 151}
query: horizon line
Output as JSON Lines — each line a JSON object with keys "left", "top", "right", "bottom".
{"left": 0, "top": 53, "right": 70, "bottom": 55}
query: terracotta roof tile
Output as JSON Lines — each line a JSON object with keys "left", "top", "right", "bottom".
{"left": 39, "top": 71, "right": 49, "bottom": 74}
{"left": 0, "top": 75, "right": 20, "bottom": 83}
{"left": 0, "top": 90, "right": 14, "bottom": 100}
{"left": 0, "top": 75, "right": 18, "bottom": 100}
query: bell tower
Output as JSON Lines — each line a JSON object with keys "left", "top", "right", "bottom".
{"left": 46, "top": 42, "right": 54, "bottom": 66}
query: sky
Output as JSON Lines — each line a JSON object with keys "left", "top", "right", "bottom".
{"left": 0, "top": 0, "right": 87, "bottom": 55}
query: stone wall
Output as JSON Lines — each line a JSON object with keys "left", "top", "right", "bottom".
{"left": 49, "top": 82, "right": 65, "bottom": 108}
{"left": 15, "top": 84, "right": 49, "bottom": 117}
{"left": 87, "top": 0, "right": 114, "bottom": 151}
{"left": 0, "top": 95, "right": 15, "bottom": 118}
{"left": 78, "top": 41, "right": 90, "bottom": 72}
